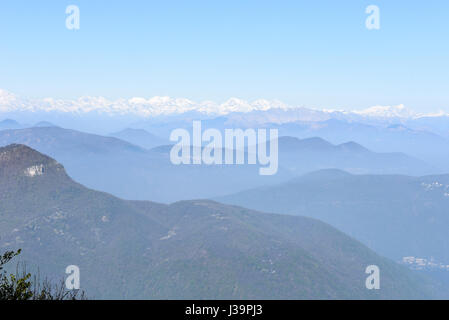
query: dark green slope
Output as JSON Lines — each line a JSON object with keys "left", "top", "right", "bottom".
{"left": 0, "top": 145, "right": 439, "bottom": 299}
{"left": 217, "top": 169, "right": 449, "bottom": 264}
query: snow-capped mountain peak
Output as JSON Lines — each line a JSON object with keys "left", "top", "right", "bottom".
{"left": 351, "top": 104, "right": 416, "bottom": 118}
{"left": 1, "top": 89, "right": 447, "bottom": 122}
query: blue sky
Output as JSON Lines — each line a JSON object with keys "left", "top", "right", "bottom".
{"left": 0, "top": 0, "right": 448, "bottom": 112}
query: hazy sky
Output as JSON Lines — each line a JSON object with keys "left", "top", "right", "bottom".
{"left": 0, "top": 0, "right": 448, "bottom": 112}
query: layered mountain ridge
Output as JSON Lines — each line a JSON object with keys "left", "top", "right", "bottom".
{"left": 0, "top": 144, "right": 440, "bottom": 299}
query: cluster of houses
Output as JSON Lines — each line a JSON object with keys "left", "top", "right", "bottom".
{"left": 402, "top": 256, "right": 449, "bottom": 271}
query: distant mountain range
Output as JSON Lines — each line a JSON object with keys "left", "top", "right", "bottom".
{"left": 0, "top": 119, "right": 21, "bottom": 130}
{"left": 1, "top": 89, "right": 448, "bottom": 120}
{"left": 109, "top": 128, "right": 168, "bottom": 150}
{"left": 275, "top": 136, "right": 435, "bottom": 176}
{"left": 4, "top": 88, "right": 449, "bottom": 171}
{"left": 0, "top": 126, "right": 288, "bottom": 202}
{"left": 129, "top": 115, "right": 449, "bottom": 172}
{"left": 0, "top": 126, "right": 436, "bottom": 203}
{"left": 262, "top": 119, "right": 449, "bottom": 171}
{"left": 0, "top": 144, "right": 442, "bottom": 299}
{"left": 0, "top": 118, "right": 57, "bottom": 130}
{"left": 217, "top": 169, "right": 449, "bottom": 264}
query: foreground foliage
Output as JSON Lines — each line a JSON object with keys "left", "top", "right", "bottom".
{"left": 0, "top": 249, "right": 85, "bottom": 300}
